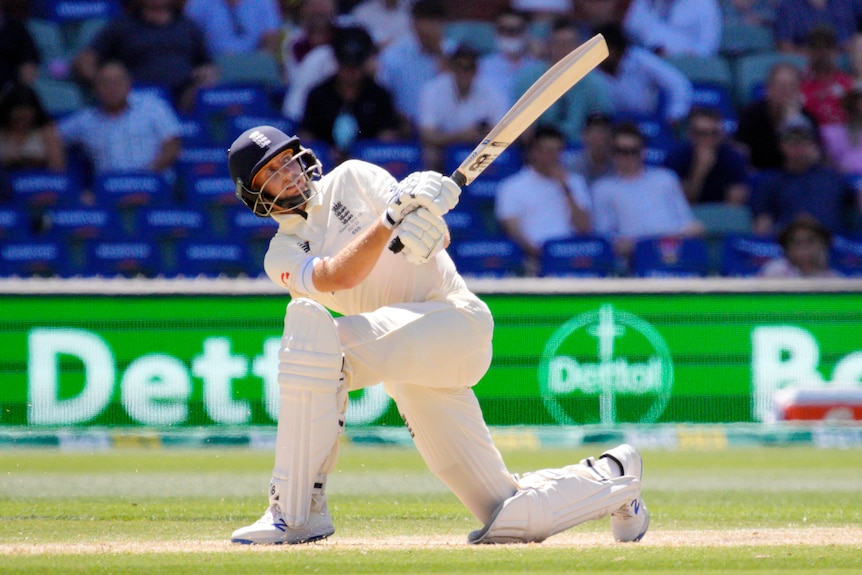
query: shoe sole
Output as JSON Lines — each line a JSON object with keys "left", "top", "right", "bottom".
{"left": 231, "top": 531, "right": 333, "bottom": 545}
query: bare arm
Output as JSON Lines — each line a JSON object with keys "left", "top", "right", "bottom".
{"left": 311, "top": 217, "right": 394, "bottom": 292}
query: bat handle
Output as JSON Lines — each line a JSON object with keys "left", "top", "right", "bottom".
{"left": 388, "top": 170, "right": 467, "bottom": 254}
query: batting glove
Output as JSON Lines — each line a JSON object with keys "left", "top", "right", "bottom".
{"left": 397, "top": 207, "right": 449, "bottom": 265}
{"left": 381, "top": 172, "right": 461, "bottom": 230}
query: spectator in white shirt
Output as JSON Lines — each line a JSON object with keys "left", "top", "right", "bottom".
{"left": 595, "top": 23, "right": 694, "bottom": 127}
{"left": 592, "top": 121, "right": 704, "bottom": 258}
{"left": 477, "top": 9, "right": 542, "bottom": 107}
{"left": 417, "top": 44, "right": 509, "bottom": 171}
{"left": 350, "top": 0, "right": 413, "bottom": 49}
{"left": 496, "top": 126, "right": 592, "bottom": 274}
{"left": 624, "top": 0, "right": 722, "bottom": 57}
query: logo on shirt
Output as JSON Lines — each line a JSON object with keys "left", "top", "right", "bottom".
{"left": 298, "top": 240, "right": 310, "bottom": 253}
{"left": 332, "top": 201, "right": 361, "bottom": 235}
{"left": 280, "top": 271, "right": 290, "bottom": 285}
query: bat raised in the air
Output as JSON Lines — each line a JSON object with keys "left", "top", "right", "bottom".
{"left": 390, "top": 33, "right": 609, "bottom": 253}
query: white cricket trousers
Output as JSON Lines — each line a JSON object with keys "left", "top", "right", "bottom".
{"left": 335, "top": 290, "right": 519, "bottom": 524}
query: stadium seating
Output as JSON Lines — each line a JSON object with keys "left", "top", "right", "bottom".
{"left": 733, "top": 52, "right": 807, "bottom": 108}
{"left": 350, "top": 140, "right": 423, "bottom": 181}
{"left": 831, "top": 234, "right": 862, "bottom": 277}
{"left": 137, "top": 206, "right": 210, "bottom": 241}
{"left": 40, "top": 206, "right": 117, "bottom": 241}
{"left": 227, "top": 115, "right": 295, "bottom": 144}
{"left": 690, "top": 82, "right": 738, "bottom": 133}
{"left": 0, "top": 240, "right": 70, "bottom": 278}
{"left": 31, "top": 0, "right": 121, "bottom": 21}
{"left": 216, "top": 52, "right": 282, "bottom": 88}
{"left": 719, "top": 22, "right": 776, "bottom": 57}
{"left": 666, "top": 55, "right": 734, "bottom": 91}
{"left": 9, "top": 169, "right": 79, "bottom": 209}
{"left": 692, "top": 204, "right": 753, "bottom": 236}
{"left": 83, "top": 239, "right": 160, "bottom": 278}
{"left": 444, "top": 20, "right": 498, "bottom": 55}
{"left": 540, "top": 236, "right": 616, "bottom": 278}
{"left": 32, "top": 78, "right": 85, "bottom": 117}
{"left": 633, "top": 236, "right": 710, "bottom": 278}
{"left": 443, "top": 144, "right": 522, "bottom": 204}
{"left": 223, "top": 205, "right": 277, "bottom": 241}
{"left": 720, "top": 233, "right": 783, "bottom": 277}
{"left": 444, "top": 201, "right": 488, "bottom": 242}
{"left": 449, "top": 238, "right": 525, "bottom": 277}
{"left": 0, "top": 207, "right": 33, "bottom": 241}
{"left": 171, "top": 239, "right": 253, "bottom": 278}
{"left": 93, "top": 171, "right": 173, "bottom": 208}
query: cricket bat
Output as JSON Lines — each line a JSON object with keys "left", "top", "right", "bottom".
{"left": 390, "top": 33, "right": 609, "bottom": 253}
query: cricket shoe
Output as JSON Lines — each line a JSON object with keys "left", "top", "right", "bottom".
{"left": 231, "top": 496, "right": 334, "bottom": 545}
{"left": 600, "top": 444, "right": 650, "bottom": 543}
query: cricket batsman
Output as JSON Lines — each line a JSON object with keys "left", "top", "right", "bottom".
{"left": 226, "top": 126, "right": 650, "bottom": 545}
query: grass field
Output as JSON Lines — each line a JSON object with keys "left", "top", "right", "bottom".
{"left": 1, "top": 442, "right": 861, "bottom": 574}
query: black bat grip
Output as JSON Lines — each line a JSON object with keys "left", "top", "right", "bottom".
{"left": 388, "top": 170, "right": 466, "bottom": 254}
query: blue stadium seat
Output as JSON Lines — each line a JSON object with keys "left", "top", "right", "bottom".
{"left": 34, "top": 0, "right": 121, "bottom": 21}
{"left": 171, "top": 240, "right": 252, "bottom": 278}
{"left": 0, "top": 206, "right": 35, "bottom": 241}
{"left": 227, "top": 114, "right": 295, "bottom": 143}
{"left": 720, "top": 233, "right": 783, "bottom": 277}
{"left": 0, "top": 240, "right": 70, "bottom": 277}
{"left": 9, "top": 169, "right": 79, "bottom": 209}
{"left": 84, "top": 239, "right": 160, "bottom": 278}
{"left": 540, "top": 236, "right": 616, "bottom": 278}
{"left": 93, "top": 171, "right": 172, "bottom": 208}
{"left": 691, "top": 82, "right": 738, "bottom": 133}
{"left": 444, "top": 202, "right": 487, "bottom": 242}
{"left": 223, "top": 205, "right": 278, "bottom": 241}
{"left": 195, "top": 84, "right": 275, "bottom": 119}
{"left": 179, "top": 169, "right": 235, "bottom": 208}
{"left": 350, "top": 140, "right": 423, "bottom": 181}
{"left": 449, "top": 238, "right": 524, "bottom": 277}
{"left": 138, "top": 206, "right": 210, "bottom": 240}
{"left": 41, "top": 206, "right": 118, "bottom": 240}
{"left": 633, "top": 236, "right": 710, "bottom": 278}
{"left": 443, "top": 144, "right": 522, "bottom": 203}
{"left": 831, "top": 234, "right": 862, "bottom": 277}
{"left": 177, "top": 145, "right": 227, "bottom": 177}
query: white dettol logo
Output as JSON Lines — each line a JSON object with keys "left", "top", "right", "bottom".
{"left": 538, "top": 304, "right": 674, "bottom": 425}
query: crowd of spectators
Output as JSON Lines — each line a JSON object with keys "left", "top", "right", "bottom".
{"left": 2, "top": 0, "right": 862, "bottom": 279}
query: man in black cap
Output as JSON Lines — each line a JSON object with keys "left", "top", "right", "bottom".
{"left": 299, "top": 26, "right": 403, "bottom": 160}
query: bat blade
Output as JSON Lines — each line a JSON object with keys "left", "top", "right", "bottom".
{"left": 452, "top": 34, "right": 608, "bottom": 186}
{"left": 390, "top": 34, "right": 608, "bottom": 253}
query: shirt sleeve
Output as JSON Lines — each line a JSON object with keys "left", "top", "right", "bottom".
{"left": 639, "top": 51, "right": 693, "bottom": 123}
{"left": 263, "top": 232, "right": 316, "bottom": 294}
{"left": 566, "top": 173, "right": 592, "bottom": 213}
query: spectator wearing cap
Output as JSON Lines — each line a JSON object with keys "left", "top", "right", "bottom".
{"left": 759, "top": 214, "right": 842, "bottom": 278}
{"left": 751, "top": 116, "right": 860, "bottom": 235}
{"left": 376, "top": 0, "right": 449, "bottom": 130}
{"left": 417, "top": 44, "right": 509, "bottom": 171}
{"left": 801, "top": 25, "right": 854, "bottom": 127}
{"left": 664, "top": 107, "right": 751, "bottom": 206}
{"left": 299, "top": 26, "right": 402, "bottom": 161}
{"left": 569, "top": 112, "right": 615, "bottom": 185}
{"left": 821, "top": 82, "right": 862, "bottom": 174}
{"left": 512, "top": 17, "right": 613, "bottom": 145}
{"left": 734, "top": 62, "right": 819, "bottom": 171}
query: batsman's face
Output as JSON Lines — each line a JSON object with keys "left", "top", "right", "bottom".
{"left": 252, "top": 149, "right": 308, "bottom": 213}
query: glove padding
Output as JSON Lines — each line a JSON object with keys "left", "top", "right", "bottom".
{"left": 382, "top": 171, "right": 461, "bottom": 229}
{"left": 397, "top": 207, "right": 449, "bottom": 265}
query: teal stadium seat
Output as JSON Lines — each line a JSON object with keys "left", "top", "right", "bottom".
{"left": 32, "top": 78, "right": 85, "bottom": 117}
{"left": 666, "top": 55, "right": 734, "bottom": 91}
{"left": 216, "top": 52, "right": 282, "bottom": 88}
{"left": 719, "top": 23, "right": 776, "bottom": 57}
{"left": 733, "top": 52, "right": 807, "bottom": 108}
{"left": 444, "top": 20, "right": 498, "bottom": 55}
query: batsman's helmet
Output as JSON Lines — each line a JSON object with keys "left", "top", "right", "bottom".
{"left": 227, "top": 126, "right": 322, "bottom": 216}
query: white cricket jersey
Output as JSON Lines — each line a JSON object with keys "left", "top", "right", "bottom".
{"left": 264, "top": 160, "right": 469, "bottom": 316}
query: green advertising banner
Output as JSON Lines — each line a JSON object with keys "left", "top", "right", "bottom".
{"left": 2, "top": 291, "right": 862, "bottom": 428}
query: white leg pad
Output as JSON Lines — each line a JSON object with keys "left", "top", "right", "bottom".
{"left": 468, "top": 467, "right": 641, "bottom": 544}
{"left": 273, "top": 298, "right": 345, "bottom": 529}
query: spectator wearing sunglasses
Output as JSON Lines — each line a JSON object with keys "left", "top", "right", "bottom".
{"left": 592, "top": 121, "right": 704, "bottom": 258}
